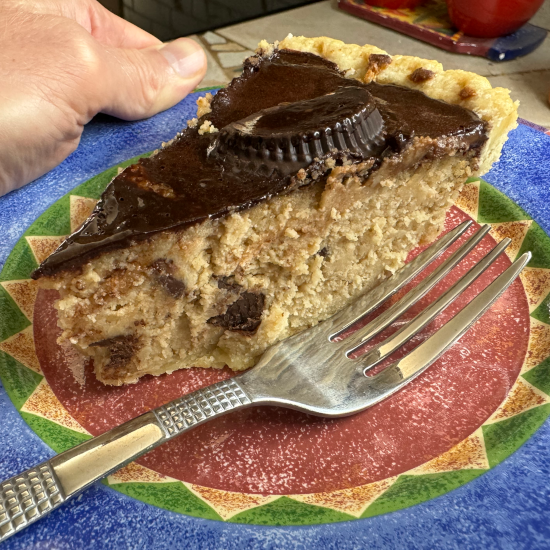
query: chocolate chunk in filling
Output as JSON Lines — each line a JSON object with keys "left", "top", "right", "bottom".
{"left": 208, "top": 292, "right": 265, "bottom": 332}
{"left": 149, "top": 259, "right": 185, "bottom": 299}
{"left": 89, "top": 335, "right": 139, "bottom": 369}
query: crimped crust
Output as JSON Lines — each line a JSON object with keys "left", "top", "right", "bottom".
{"left": 275, "top": 35, "right": 518, "bottom": 175}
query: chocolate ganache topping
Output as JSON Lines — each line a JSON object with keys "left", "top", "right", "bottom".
{"left": 33, "top": 49, "right": 488, "bottom": 278}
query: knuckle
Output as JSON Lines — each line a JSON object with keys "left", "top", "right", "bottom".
{"left": 42, "top": 22, "right": 104, "bottom": 115}
{"left": 132, "top": 54, "right": 166, "bottom": 114}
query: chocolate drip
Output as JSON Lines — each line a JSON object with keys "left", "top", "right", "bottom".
{"left": 33, "top": 49, "right": 488, "bottom": 278}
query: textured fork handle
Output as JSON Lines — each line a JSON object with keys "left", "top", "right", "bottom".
{"left": 0, "top": 462, "right": 64, "bottom": 542}
{"left": 153, "top": 378, "right": 252, "bottom": 437}
{"left": 0, "top": 378, "right": 251, "bottom": 543}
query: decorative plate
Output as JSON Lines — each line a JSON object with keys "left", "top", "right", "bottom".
{"left": 1, "top": 91, "right": 550, "bottom": 548}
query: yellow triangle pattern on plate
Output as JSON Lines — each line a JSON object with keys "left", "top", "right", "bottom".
{"left": 521, "top": 318, "right": 550, "bottom": 374}
{"left": 406, "top": 427, "right": 489, "bottom": 474}
{"left": 520, "top": 268, "right": 550, "bottom": 313}
{"left": 0, "top": 326, "right": 42, "bottom": 374}
{"left": 70, "top": 195, "right": 97, "bottom": 232}
{"left": 485, "top": 378, "right": 550, "bottom": 424}
{"left": 1, "top": 279, "right": 39, "bottom": 321}
{"left": 108, "top": 462, "right": 176, "bottom": 485}
{"left": 455, "top": 181, "right": 479, "bottom": 220}
{"left": 187, "top": 484, "right": 278, "bottom": 520}
{"left": 20, "top": 379, "right": 90, "bottom": 435}
{"left": 489, "top": 220, "right": 533, "bottom": 261}
{"left": 26, "top": 236, "right": 68, "bottom": 265}
{"left": 290, "top": 477, "right": 398, "bottom": 518}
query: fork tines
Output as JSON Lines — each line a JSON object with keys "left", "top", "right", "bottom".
{"left": 330, "top": 221, "right": 527, "bottom": 371}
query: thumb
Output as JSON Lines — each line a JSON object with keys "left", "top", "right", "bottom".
{"left": 99, "top": 37, "right": 207, "bottom": 120}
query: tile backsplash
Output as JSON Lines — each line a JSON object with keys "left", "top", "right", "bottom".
{"left": 118, "top": 0, "right": 319, "bottom": 40}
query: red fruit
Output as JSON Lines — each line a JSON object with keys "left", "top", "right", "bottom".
{"left": 447, "top": 0, "right": 545, "bottom": 38}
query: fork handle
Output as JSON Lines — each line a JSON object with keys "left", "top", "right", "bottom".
{"left": 0, "top": 378, "right": 251, "bottom": 542}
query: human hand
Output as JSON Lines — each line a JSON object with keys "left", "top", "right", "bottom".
{"left": 0, "top": 0, "right": 207, "bottom": 196}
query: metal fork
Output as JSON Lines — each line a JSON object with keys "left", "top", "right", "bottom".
{"left": 0, "top": 220, "right": 531, "bottom": 542}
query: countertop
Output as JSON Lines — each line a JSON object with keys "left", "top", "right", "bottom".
{"left": 191, "top": 0, "right": 550, "bottom": 129}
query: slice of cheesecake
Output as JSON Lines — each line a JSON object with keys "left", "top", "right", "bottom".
{"left": 33, "top": 36, "right": 518, "bottom": 385}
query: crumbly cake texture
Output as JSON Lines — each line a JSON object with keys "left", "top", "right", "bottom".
{"left": 41, "top": 37, "right": 517, "bottom": 385}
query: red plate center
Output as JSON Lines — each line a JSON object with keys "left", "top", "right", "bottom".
{"left": 34, "top": 208, "right": 530, "bottom": 495}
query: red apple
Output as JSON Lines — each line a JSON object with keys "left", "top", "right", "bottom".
{"left": 447, "top": 0, "right": 546, "bottom": 38}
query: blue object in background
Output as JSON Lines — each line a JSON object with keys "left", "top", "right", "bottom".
{"left": 488, "top": 24, "right": 548, "bottom": 62}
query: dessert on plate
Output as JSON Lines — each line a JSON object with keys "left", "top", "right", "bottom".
{"left": 33, "top": 36, "right": 518, "bottom": 385}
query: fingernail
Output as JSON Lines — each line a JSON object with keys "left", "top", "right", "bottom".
{"left": 159, "top": 38, "right": 206, "bottom": 78}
